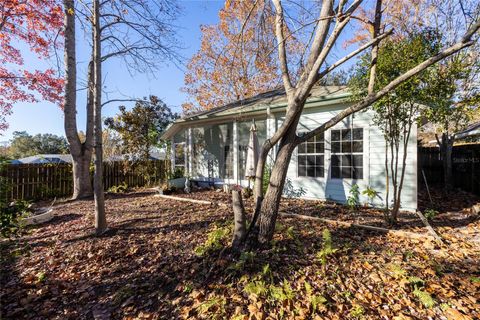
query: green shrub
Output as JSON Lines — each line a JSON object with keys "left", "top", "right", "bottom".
{"left": 346, "top": 184, "right": 360, "bottom": 211}
{"left": 108, "top": 182, "right": 129, "bottom": 193}
{"left": 194, "top": 225, "right": 231, "bottom": 256}
{"left": 424, "top": 208, "right": 438, "bottom": 220}
{"left": 1, "top": 200, "right": 32, "bottom": 238}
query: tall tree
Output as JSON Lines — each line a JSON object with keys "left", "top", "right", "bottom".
{"left": 182, "top": 0, "right": 301, "bottom": 113}
{"left": 0, "top": 0, "right": 64, "bottom": 132}
{"left": 63, "top": 0, "right": 180, "bottom": 233}
{"left": 63, "top": 0, "right": 93, "bottom": 199}
{"left": 105, "top": 96, "right": 176, "bottom": 161}
{"left": 241, "top": 0, "right": 479, "bottom": 246}
{"left": 350, "top": 31, "right": 442, "bottom": 223}
{"left": 350, "top": 0, "right": 480, "bottom": 190}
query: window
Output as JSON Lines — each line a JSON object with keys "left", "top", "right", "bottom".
{"left": 174, "top": 142, "right": 185, "bottom": 174}
{"left": 297, "top": 132, "right": 324, "bottom": 177}
{"left": 331, "top": 128, "right": 363, "bottom": 179}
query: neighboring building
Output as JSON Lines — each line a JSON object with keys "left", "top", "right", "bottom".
{"left": 161, "top": 86, "right": 418, "bottom": 211}
{"left": 13, "top": 154, "right": 73, "bottom": 164}
{"left": 455, "top": 121, "right": 480, "bottom": 140}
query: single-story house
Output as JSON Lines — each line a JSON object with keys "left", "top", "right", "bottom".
{"left": 162, "top": 86, "right": 417, "bottom": 211}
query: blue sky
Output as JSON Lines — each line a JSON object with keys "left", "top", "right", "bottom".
{"left": 3, "top": 1, "right": 224, "bottom": 141}
{"left": 4, "top": 1, "right": 361, "bottom": 142}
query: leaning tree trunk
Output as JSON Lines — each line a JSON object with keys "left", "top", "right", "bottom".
{"left": 256, "top": 126, "right": 298, "bottom": 245}
{"left": 92, "top": 0, "right": 107, "bottom": 234}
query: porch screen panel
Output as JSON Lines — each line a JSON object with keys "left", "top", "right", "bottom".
{"left": 192, "top": 123, "right": 234, "bottom": 179}
{"left": 173, "top": 130, "right": 186, "bottom": 174}
{"left": 237, "top": 119, "right": 267, "bottom": 179}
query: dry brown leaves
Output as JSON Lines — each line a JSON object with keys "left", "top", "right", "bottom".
{"left": 1, "top": 189, "right": 478, "bottom": 319}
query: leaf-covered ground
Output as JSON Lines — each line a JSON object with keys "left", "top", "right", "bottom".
{"left": 1, "top": 189, "right": 479, "bottom": 319}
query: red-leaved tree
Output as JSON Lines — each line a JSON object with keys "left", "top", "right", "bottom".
{"left": 0, "top": 0, "right": 64, "bottom": 132}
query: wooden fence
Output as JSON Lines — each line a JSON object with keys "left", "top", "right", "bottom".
{"left": 419, "top": 144, "right": 480, "bottom": 196}
{"left": 1, "top": 160, "right": 170, "bottom": 201}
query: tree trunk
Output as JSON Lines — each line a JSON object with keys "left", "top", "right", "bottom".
{"left": 256, "top": 127, "right": 298, "bottom": 245}
{"left": 93, "top": 0, "right": 107, "bottom": 234}
{"left": 63, "top": 0, "right": 94, "bottom": 199}
{"left": 441, "top": 133, "right": 454, "bottom": 190}
{"left": 72, "top": 152, "right": 92, "bottom": 198}
{"left": 231, "top": 190, "right": 246, "bottom": 249}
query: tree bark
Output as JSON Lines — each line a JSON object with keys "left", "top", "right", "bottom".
{"left": 93, "top": 0, "right": 107, "bottom": 235}
{"left": 63, "top": 0, "right": 93, "bottom": 199}
{"left": 231, "top": 190, "right": 246, "bottom": 249}
{"left": 256, "top": 125, "right": 298, "bottom": 245}
{"left": 245, "top": 2, "right": 479, "bottom": 247}
{"left": 440, "top": 133, "right": 454, "bottom": 190}
{"left": 71, "top": 153, "right": 92, "bottom": 199}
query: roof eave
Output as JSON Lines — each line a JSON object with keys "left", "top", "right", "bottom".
{"left": 161, "top": 92, "right": 351, "bottom": 140}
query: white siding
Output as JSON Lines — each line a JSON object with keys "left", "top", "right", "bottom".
{"left": 279, "top": 102, "right": 417, "bottom": 211}
{"left": 176, "top": 101, "right": 418, "bottom": 211}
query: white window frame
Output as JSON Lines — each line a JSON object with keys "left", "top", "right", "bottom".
{"left": 296, "top": 131, "right": 325, "bottom": 178}
{"left": 329, "top": 127, "right": 364, "bottom": 180}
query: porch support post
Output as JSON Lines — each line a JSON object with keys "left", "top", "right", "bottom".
{"left": 187, "top": 128, "right": 193, "bottom": 177}
{"left": 233, "top": 120, "right": 239, "bottom": 184}
{"left": 170, "top": 138, "right": 175, "bottom": 172}
{"left": 266, "top": 106, "right": 277, "bottom": 164}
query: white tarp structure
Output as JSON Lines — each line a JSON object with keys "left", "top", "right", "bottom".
{"left": 245, "top": 122, "right": 259, "bottom": 179}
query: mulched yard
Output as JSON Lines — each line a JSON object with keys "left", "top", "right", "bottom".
{"left": 1, "top": 189, "right": 479, "bottom": 319}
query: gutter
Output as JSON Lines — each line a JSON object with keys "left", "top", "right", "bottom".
{"left": 161, "top": 92, "right": 351, "bottom": 140}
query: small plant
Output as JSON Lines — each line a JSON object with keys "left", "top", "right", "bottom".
{"left": 346, "top": 184, "right": 360, "bottom": 211}
{"left": 107, "top": 182, "right": 128, "bottom": 193}
{"left": 242, "top": 187, "right": 253, "bottom": 198}
{"left": 423, "top": 208, "right": 438, "bottom": 220}
{"left": 407, "top": 276, "right": 435, "bottom": 308}
{"left": 36, "top": 271, "right": 47, "bottom": 283}
{"left": 268, "top": 279, "right": 295, "bottom": 303}
{"left": 1, "top": 200, "right": 32, "bottom": 238}
{"left": 305, "top": 281, "right": 327, "bottom": 314}
{"left": 349, "top": 305, "right": 365, "bottom": 318}
{"left": 227, "top": 251, "right": 256, "bottom": 273}
{"left": 262, "top": 164, "right": 272, "bottom": 194}
{"left": 388, "top": 263, "right": 407, "bottom": 278}
{"left": 196, "top": 296, "right": 226, "bottom": 319}
{"left": 412, "top": 287, "right": 435, "bottom": 308}
{"left": 194, "top": 225, "right": 231, "bottom": 256}
{"left": 168, "top": 167, "right": 184, "bottom": 180}
{"left": 362, "top": 186, "right": 379, "bottom": 206}
{"left": 316, "top": 228, "right": 338, "bottom": 266}
{"left": 243, "top": 280, "right": 268, "bottom": 298}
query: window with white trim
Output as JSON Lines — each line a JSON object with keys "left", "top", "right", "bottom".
{"left": 331, "top": 128, "right": 363, "bottom": 179}
{"left": 297, "top": 131, "right": 324, "bottom": 177}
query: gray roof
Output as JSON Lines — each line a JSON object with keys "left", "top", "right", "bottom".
{"left": 456, "top": 121, "right": 480, "bottom": 139}
{"left": 163, "top": 85, "right": 350, "bottom": 139}
{"left": 15, "top": 154, "right": 73, "bottom": 164}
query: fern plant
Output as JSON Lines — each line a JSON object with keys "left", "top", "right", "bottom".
{"left": 316, "top": 228, "right": 338, "bottom": 265}
{"left": 346, "top": 184, "right": 360, "bottom": 211}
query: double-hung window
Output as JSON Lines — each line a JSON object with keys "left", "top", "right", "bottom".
{"left": 297, "top": 132, "right": 324, "bottom": 177}
{"left": 331, "top": 128, "right": 363, "bottom": 179}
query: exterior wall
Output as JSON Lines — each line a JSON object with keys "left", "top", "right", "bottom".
{"left": 281, "top": 103, "right": 417, "bottom": 211}
{"left": 174, "top": 102, "right": 418, "bottom": 211}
